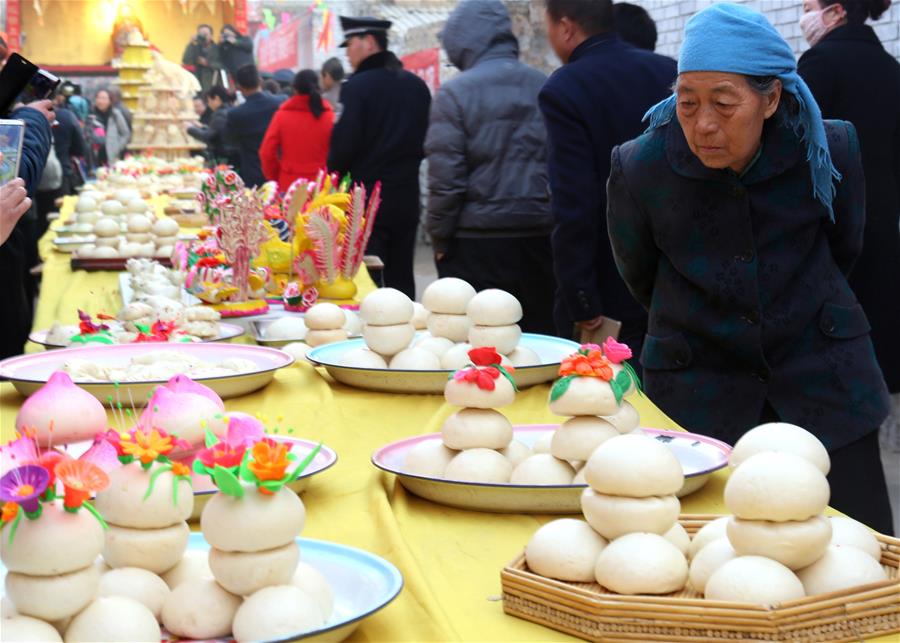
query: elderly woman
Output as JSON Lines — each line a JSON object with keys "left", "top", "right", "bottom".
{"left": 607, "top": 3, "right": 892, "bottom": 533}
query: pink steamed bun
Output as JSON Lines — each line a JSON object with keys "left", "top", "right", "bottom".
{"left": 16, "top": 371, "right": 108, "bottom": 446}
{"left": 138, "top": 379, "right": 227, "bottom": 446}
{"left": 164, "top": 374, "right": 225, "bottom": 410}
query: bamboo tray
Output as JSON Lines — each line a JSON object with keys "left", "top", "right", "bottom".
{"left": 502, "top": 514, "right": 900, "bottom": 642}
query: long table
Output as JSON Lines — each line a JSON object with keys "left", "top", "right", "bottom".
{"left": 0, "top": 198, "right": 888, "bottom": 642}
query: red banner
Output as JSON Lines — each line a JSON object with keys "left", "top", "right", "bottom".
{"left": 401, "top": 48, "right": 440, "bottom": 94}
{"left": 233, "top": 0, "right": 248, "bottom": 34}
{"left": 257, "top": 17, "right": 300, "bottom": 72}
{"left": 6, "top": 0, "right": 21, "bottom": 52}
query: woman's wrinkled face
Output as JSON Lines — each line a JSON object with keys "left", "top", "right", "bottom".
{"left": 675, "top": 72, "right": 781, "bottom": 174}
{"left": 94, "top": 91, "right": 111, "bottom": 112}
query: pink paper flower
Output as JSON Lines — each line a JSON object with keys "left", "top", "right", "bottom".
{"left": 602, "top": 337, "right": 633, "bottom": 364}
{"left": 224, "top": 414, "right": 265, "bottom": 448}
{"left": 0, "top": 433, "right": 40, "bottom": 476}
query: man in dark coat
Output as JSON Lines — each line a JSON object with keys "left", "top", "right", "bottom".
{"left": 188, "top": 86, "right": 239, "bottom": 168}
{"left": 328, "top": 16, "right": 431, "bottom": 298}
{"left": 1, "top": 101, "right": 52, "bottom": 359}
{"left": 539, "top": 0, "right": 676, "bottom": 350}
{"left": 218, "top": 24, "right": 255, "bottom": 81}
{"left": 52, "top": 92, "right": 86, "bottom": 196}
{"left": 798, "top": 6, "right": 900, "bottom": 444}
{"left": 225, "top": 65, "right": 281, "bottom": 187}
{"left": 425, "top": 0, "right": 554, "bottom": 334}
{"left": 182, "top": 24, "right": 221, "bottom": 92}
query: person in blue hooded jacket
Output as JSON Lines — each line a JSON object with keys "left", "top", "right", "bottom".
{"left": 606, "top": 3, "right": 892, "bottom": 533}
{"left": 425, "top": 0, "right": 555, "bottom": 334}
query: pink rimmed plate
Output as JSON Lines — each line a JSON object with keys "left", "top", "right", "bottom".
{"left": 372, "top": 425, "right": 732, "bottom": 514}
{"left": 28, "top": 322, "right": 245, "bottom": 349}
{"left": 0, "top": 343, "right": 293, "bottom": 404}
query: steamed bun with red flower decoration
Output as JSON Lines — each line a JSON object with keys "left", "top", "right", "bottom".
{"left": 443, "top": 347, "right": 517, "bottom": 409}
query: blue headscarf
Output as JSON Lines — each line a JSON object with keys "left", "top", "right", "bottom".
{"left": 643, "top": 3, "right": 840, "bottom": 219}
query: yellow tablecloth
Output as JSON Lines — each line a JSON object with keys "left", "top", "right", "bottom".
{"left": 1, "top": 198, "right": 890, "bottom": 642}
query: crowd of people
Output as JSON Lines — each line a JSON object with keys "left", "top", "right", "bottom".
{"left": 0, "top": 0, "right": 897, "bottom": 533}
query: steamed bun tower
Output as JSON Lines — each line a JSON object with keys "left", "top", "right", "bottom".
{"left": 441, "top": 347, "right": 519, "bottom": 483}
{"left": 526, "top": 341, "right": 690, "bottom": 595}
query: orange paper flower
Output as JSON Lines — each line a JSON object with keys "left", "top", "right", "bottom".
{"left": 55, "top": 460, "right": 109, "bottom": 510}
{"left": 247, "top": 439, "right": 290, "bottom": 493}
{"left": 559, "top": 349, "right": 614, "bottom": 380}
{"left": 1, "top": 501, "right": 18, "bottom": 523}
{"left": 171, "top": 462, "right": 191, "bottom": 477}
{"left": 120, "top": 429, "right": 175, "bottom": 466}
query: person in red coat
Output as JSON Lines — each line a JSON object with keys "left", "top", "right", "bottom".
{"left": 260, "top": 70, "right": 334, "bottom": 191}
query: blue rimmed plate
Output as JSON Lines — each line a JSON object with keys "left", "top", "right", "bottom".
{"left": 307, "top": 333, "right": 580, "bottom": 394}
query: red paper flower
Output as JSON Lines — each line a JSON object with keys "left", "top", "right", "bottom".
{"left": 453, "top": 365, "right": 501, "bottom": 391}
{"left": 37, "top": 450, "right": 70, "bottom": 490}
{"left": 468, "top": 347, "right": 502, "bottom": 367}
{"left": 197, "top": 442, "right": 246, "bottom": 470}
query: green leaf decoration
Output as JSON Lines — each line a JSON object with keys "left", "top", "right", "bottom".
{"left": 496, "top": 365, "right": 518, "bottom": 392}
{"left": 204, "top": 427, "right": 220, "bottom": 448}
{"left": 260, "top": 479, "right": 283, "bottom": 492}
{"left": 550, "top": 375, "right": 576, "bottom": 402}
{"left": 610, "top": 378, "right": 624, "bottom": 405}
{"left": 143, "top": 464, "right": 173, "bottom": 501}
{"left": 615, "top": 369, "right": 631, "bottom": 393}
{"left": 6, "top": 510, "right": 22, "bottom": 546}
{"left": 172, "top": 478, "right": 179, "bottom": 506}
{"left": 82, "top": 502, "right": 109, "bottom": 530}
{"left": 213, "top": 465, "right": 245, "bottom": 498}
{"left": 192, "top": 458, "right": 208, "bottom": 476}
{"left": 290, "top": 442, "right": 322, "bottom": 483}
{"left": 238, "top": 448, "right": 254, "bottom": 483}
{"left": 623, "top": 361, "right": 643, "bottom": 395}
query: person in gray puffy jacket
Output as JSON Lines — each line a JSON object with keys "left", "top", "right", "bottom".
{"left": 425, "top": 0, "right": 556, "bottom": 335}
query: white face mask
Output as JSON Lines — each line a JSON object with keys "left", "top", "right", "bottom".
{"left": 800, "top": 7, "right": 838, "bottom": 47}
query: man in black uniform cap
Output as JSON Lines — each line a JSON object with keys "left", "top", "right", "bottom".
{"left": 328, "top": 16, "right": 431, "bottom": 298}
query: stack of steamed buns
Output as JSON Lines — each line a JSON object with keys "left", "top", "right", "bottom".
{"left": 524, "top": 422, "right": 888, "bottom": 604}
{"left": 336, "top": 279, "right": 541, "bottom": 371}
{"left": 402, "top": 345, "right": 643, "bottom": 485}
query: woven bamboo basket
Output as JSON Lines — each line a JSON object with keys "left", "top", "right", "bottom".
{"left": 502, "top": 514, "right": 900, "bottom": 642}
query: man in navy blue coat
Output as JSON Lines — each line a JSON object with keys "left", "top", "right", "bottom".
{"left": 225, "top": 64, "right": 281, "bottom": 187}
{"left": 328, "top": 17, "right": 431, "bottom": 298}
{"left": 539, "top": 0, "right": 675, "bottom": 354}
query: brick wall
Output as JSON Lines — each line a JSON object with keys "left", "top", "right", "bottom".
{"left": 635, "top": 0, "right": 900, "bottom": 60}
